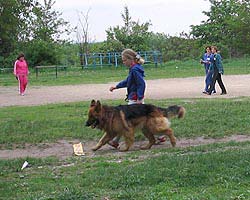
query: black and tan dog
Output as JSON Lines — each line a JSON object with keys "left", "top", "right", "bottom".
{"left": 85, "top": 100, "right": 185, "bottom": 151}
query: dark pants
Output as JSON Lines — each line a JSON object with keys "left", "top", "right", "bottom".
{"left": 207, "top": 68, "right": 227, "bottom": 94}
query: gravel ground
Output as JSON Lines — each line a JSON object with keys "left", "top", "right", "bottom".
{"left": 1, "top": 74, "right": 250, "bottom": 107}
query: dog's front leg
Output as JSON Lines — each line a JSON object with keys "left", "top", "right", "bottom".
{"left": 92, "top": 132, "right": 110, "bottom": 151}
{"left": 119, "top": 130, "right": 134, "bottom": 152}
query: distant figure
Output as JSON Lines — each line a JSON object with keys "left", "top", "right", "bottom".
{"left": 207, "top": 46, "right": 227, "bottom": 95}
{"left": 13, "top": 53, "right": 29, "bottom": 96}
{"left": 200, "top": 46, "right": 215, "bottom": 94}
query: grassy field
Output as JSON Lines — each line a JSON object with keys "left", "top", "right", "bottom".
{"left": 0, "top": 98, "right": 250, "bottom": 147}
{"left": 0, "top": 98, "right": 250, "bottom": 199}
{"left": 0, "top": 57, "right": 250, "bottom": 86}
{"left": 1, "top": 57, "right": 250, "bottom": 199}
{"left": 1, "top": 141, "right": 250, "bottom": 199}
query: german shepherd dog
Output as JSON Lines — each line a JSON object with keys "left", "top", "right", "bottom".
{"left": 85, "top": 100, "right": 185, "bottom": 151}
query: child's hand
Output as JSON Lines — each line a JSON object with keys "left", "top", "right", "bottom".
{"left": 109, "top": 86, "right": 116, "bottom": 92}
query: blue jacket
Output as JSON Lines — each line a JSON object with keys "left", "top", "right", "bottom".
{"left": 209, "top": 53, "right": 224, "bottom": 74}
{"left": 202, "top": 53, "right": 213, "bottom": 70}
{"left": 116, "top": 64, "right": 145, "bottom": 100}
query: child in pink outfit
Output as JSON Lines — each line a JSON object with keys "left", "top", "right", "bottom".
{"left": 13, "top": 53, "right": 29, "bottom": 96}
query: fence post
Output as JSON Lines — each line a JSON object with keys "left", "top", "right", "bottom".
{"left": 108, "top": 53, "right": 111, "bottom": 65}
{"left": 55, "top": 66, "right": 58, "bottom": 78}
{"left": 153, "top": 51, "right": 158, "bottom": 67}
{"left": 100, "top": 53, "right": 103, "bottom": 67}
{"left": 115, "top": 53, "right": 118, "bottom": 67}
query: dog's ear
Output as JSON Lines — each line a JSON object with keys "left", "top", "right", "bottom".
{"left": 95, "top": 100, "right": 102, "bottom": 113}
{"left": 90, "top": 99, "right": 96, "bottom": 107}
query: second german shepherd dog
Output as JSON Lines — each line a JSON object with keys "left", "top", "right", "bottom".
{"left": 86, "top": 100, "right": 185, "bottom": 151}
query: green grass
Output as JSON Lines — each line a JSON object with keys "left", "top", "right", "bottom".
{"left": 0, "top": 98, "right": 250, "bottom": 148}
{"left": 0, "top": 98, "right": 250, "bottom": 199}
{"left": 1, "top": 57, "right": 250, "bottom": 199}
{"left": 1, "top": 142, "right": 250, "bottom": 199}
{"left": 1, "top": 57, "right": 249, "bottom": 86}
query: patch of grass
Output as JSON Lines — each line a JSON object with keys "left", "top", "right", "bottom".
{"left": 0, "top": 98, "right": 250, "bottom": 147}
{"left": 0, "top": 57, "right": 249, "bottom": 86}
{"left": 1, "top": 142, "right": 250, "bottom": 199}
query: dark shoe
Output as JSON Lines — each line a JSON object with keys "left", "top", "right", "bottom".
{"left": 202, "top": 91, "right": 208, "bottom": 94}
{"left": 212, "top": 90, "right": 216, "bottom": 94}
{"left": 108, "top": 140, "right": 119, "bottom": 149}
{"left": 220, "top": 92, "right": 227, "bottom": 95}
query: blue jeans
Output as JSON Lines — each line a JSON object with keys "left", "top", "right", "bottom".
{"left": 205, "top": 70, "right": 215, "bottom": 92}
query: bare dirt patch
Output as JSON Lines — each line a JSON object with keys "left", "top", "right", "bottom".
{"left": 1, "top": 135, "right": 250, "bottom": 160}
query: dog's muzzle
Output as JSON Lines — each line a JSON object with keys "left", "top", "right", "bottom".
{"left": 85, "top": 119, "right": 99, "bottom": 128}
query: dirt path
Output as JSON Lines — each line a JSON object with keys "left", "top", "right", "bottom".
{"left": 0, "top": 74, "right": 250, "bottom": 160}
{"left": 1, "top": 135, "right": 250, "bottom": 160}
{"left": 1, "top": 74, "right": 250, "bottom": 107}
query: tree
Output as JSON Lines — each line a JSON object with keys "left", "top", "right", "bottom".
{"left": 190, "top": 0, "right": 250, "bottom": 57}
{"left": 30, "top": 0, "right": 69, "bottom": 42}
{"left": 76, "top": 9, "right": 91, "bottom": 68}
{"left": 106, "top": 6, "right": 152, "bottom": 51}
{"left": 0, "top": 0, "right": 34, "bottom": 58}
{"left": 0, "top": 0, "right": 71, "bottom": 67}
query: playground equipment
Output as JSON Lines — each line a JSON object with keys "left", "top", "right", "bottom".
{"left": 80, "top": 51, "right": 162, "bottom": 68}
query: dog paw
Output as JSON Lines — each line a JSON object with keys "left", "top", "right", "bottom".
{"left": 171, "top": 141, "right": 176, "bottom": 147}
{"left": 91, "top": 146, "right": 99, "bottom": 151}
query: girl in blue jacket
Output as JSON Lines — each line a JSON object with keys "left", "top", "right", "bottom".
{"left": 109, "top": 48, "right": 146, "bottom": 104}
{"left": 108, "top": 49, "right": 146, "bottom": 148}
{"left": 109, "top": 49, "right": 166, "bottom": 148}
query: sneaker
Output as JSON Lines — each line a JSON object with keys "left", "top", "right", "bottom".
{"left": 20, "top": 93, "right": 25, "bottom": 96}
{"left": 202, "top": 91, "right": 208, "bottom": 94}
{"left": 212, "top": 90, "right": 216, "bottom": 94}
{"left": 220, "top": 92, "right": 227, "bottom": 95}
{"left": 108, "top": 140, "right": 119, "bottom": 149}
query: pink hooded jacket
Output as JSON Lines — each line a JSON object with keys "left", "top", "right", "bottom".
{"left": 13, "top": 60, "right": 29, "bottom": 76}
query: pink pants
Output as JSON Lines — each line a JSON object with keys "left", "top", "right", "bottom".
{"left": 17, "top": 74, "right": 28, "bottom": 95}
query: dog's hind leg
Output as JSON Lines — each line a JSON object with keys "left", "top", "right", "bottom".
{"left": 92, "top": 132, "right": 111, "bottom": 151}
{"left": 140, "top": 129, "right": 156, "bottom": 150}
{"left": 163, "top": 128, "right": 176, "bottom": 147}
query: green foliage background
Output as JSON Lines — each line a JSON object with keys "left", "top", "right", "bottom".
{"left": 1, "top": 0, "right": 250, "bottom": 69}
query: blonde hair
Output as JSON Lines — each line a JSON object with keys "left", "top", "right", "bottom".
{"left": 122, "top": 49, "right": 145, "bottom": 65}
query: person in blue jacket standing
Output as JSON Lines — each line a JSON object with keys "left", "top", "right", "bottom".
{"left": 200, "top": 46, "right": 215, "bottom": 93}
{"left": 207, "top": 46, "right": 227, "bottom": 95}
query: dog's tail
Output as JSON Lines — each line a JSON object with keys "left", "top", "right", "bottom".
{"left": 160, "top": 105, "right": 185, "bottom": 119}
